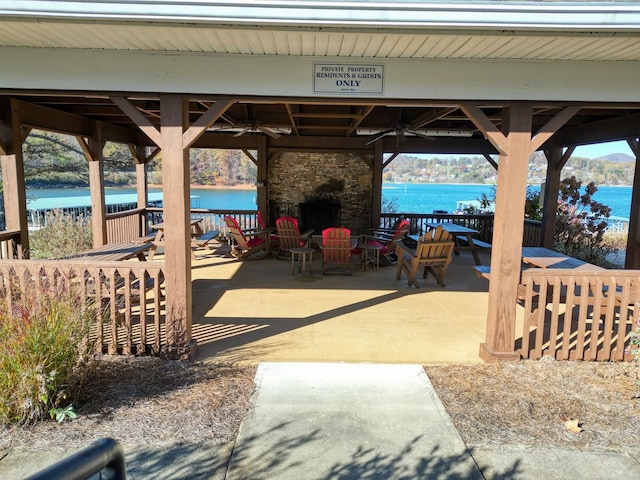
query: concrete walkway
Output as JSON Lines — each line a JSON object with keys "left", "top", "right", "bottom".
{"left": 226, "top": 362, "right": 483, "bottom": 480}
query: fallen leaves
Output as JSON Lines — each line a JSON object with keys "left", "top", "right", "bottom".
{"left": 562, "top": 417, "right": 584, "bottom": 434}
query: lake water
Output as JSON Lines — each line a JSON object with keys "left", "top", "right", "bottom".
{"left": 26, "top": 183, "right": 633, "bottom": 220}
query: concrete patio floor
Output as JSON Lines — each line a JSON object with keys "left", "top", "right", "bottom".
{"left": 188, "top": 244, "right": 494, "bottom": 364}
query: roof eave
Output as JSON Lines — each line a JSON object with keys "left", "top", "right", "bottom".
{"left": 1, "top": 1, "right": 640, "bottom": 33}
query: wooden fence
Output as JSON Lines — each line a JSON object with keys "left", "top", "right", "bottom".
{"left": 517, "top": 269, "right": 640, "bottom": 361}
{"left": 0, "top": 260, "right": 165, "bottom": 355}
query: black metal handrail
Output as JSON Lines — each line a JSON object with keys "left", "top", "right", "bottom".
{"left": 26, "top": 437, "right": 126, "bottom": 480}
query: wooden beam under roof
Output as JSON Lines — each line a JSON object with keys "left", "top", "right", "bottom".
{"left": 14, "top": 98, "right": 143, "bottom": 145}
{"left": 541, "top": 112, "right": 640, "bottom": 149}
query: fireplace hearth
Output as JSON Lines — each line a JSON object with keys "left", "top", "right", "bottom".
{"left": 298, "top": 202, "right": 341, "bottom": 234}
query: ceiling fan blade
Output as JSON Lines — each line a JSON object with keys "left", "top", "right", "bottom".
{"left": 258, "top": 125, "right": 282, "bottom": 138}
{"left": 365, "top": 129, "right": 394, "bottom": 145}
{"left": 406, "top": 129, "right": 437, "bottom": 142}
{"left": 233, "top": 127, "right": 250, "bottom": 137}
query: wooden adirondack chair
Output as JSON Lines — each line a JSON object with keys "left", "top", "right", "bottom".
{"left": 321, "top": 227, "right": 353, "bottom": 275}
{"left": 224, "top": 216, "right": 267, "bottom": 259}
{"left": 395, "top": 225, "right": 455, "bottom": 287}
{"left": 274, "top": 216, "right": 314, "bottom": 259}
{"left": 364, "top": 219, "right": 411, "bottom": 264}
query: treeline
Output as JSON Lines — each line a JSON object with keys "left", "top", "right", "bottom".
{"left": 384, "top": 151, "right": 636, "bottom": 185}
{"left": 16, "top": 131, "right": 257, "bottom": 188}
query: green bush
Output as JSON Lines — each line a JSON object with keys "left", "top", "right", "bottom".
{"left": 30, "top": 210, "right": 93, "bottom": 259}
{"left": 0, "top": 285, "right": 96, "bottom": 425}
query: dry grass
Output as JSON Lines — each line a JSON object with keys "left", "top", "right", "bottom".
{"left": 3, "top": 356, "right": 640, "bottom": 457}
{"left": 426, "top": 359, "right": 640, "bottom": 451}
{"left": 0, "top": 356, "right": 256, "bottom": 452}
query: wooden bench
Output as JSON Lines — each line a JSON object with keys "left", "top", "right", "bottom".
{"left": 193, "top": 230, "right": 220, "bottom": 248}
{"left": 134, "top": 234, "right": 157, "bottom": 244}
{"left": 191, "top": 230, "right": 220, "bottom": 257}
{"left": 458, "top": 237, "right": 492, "bottom": 250}
{"left": 472, "top": 265, "right": 491, "bottom": 280}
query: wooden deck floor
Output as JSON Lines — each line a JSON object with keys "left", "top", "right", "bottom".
{"left": 185, "top": 244, "right": 494, "bottom": 364}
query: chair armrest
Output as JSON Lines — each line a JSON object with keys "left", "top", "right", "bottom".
{"left": 300, "top": 229, "right": 314, "bottom": 239}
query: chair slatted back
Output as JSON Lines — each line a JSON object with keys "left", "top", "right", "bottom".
{"left": 322, "top": 227, "right": 352, "bottom": 263}
{"left": 415, "top": 226, "right": 454, "bottom": 264}
{"left": 224, "top": 216, "right": 251, "bottom": 250}
{"left": 276, "top": 217, "right": 306, "bottom": 250}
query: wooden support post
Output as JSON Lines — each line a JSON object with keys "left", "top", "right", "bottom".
{"left": 462, "top": 102, "right": 580, "bottom": 361}
{"left": 257, "top": 135, "right": 268, "bottom": 218}
{"left": 78, "top": 125, "right": 107, "bottom": 247}
{"left": 541, "top": 146, "right": 574, "bottom": 248}
{"left": 626, "top": 137, "right": 640, "bottom": 268}
{"left": 462, "top": 102, "right": 533, "bottom": 361}
{"left": 0, "top": 99, "right": 29, "bottom": 257}
{"left": 371, "top": 141, "right": 383, "bottom": 227}
{"left": 130, "top": 141, "right": 150, "bottom": 235}
{"left": 483, "top": 103, "right": 533, "bottom": 361}
{"left": 160, "top": 94, "right": 194, "bottom": 350}
{"left": 113, "top": 94, "right": 231, "bottom": 357}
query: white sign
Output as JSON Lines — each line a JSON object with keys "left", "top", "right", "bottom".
{"left": 313, "top": 64, "right": 384, "bottom": 94}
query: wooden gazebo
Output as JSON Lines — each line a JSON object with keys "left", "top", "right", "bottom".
{"left": 1, "top": 1, "right": 639, "bottom": 360}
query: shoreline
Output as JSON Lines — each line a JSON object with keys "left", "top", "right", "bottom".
{"left": 28, "top": 181, "right": 635, "bottom": 190}
{"left": 150, "top": 184, "right": 257, "bottom": 190}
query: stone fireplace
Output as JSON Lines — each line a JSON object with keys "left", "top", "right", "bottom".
{"left": 266, "top": 152, "right": 372, "bottom": 234}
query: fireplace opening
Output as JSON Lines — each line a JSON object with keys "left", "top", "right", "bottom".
{"left": 298, "top": 202, "right": 341, "bottom": 234}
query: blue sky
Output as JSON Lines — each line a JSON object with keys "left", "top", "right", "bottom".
{"left": 573, "top": 140, "right": 632, "bottom": 159}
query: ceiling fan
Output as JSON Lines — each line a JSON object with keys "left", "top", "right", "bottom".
{"left": 364, "top": 123, "right": 436, "bottom": 146}
{"left": 230, "top": 104, "right": 287, "bottom": 138}
{"left": 232, "top": 122, "right": 285, "bottom": 138}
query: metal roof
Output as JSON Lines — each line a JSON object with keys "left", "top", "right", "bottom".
{"left": 0, "top": 2, "right": 639, "bottom": 61}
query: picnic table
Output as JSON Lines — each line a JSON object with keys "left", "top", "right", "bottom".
{"left": 75, "top": 242, "right": 152, "bottom": 262}
{"left": 148, "top": 218, "right": 219, "bottom": 260}
{"left": 473, "top": 247, "right": 604, "bottom": 281}
{"left": 521, "top": 247, "right": 605, "bottom": 271}
{"left": 423, "top": 222, "right": 486, "bottom": 265}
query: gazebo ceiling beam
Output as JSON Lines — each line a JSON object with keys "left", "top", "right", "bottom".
{"left": 13, "top": 98, "right": 143, "bottom": 145}
{"left": 541, "top": 112, "right": 640, "bottom": 149}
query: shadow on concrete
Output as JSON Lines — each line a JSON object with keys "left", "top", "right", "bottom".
{"left": 225, "top": 424, "right": 524, "bottom": 480}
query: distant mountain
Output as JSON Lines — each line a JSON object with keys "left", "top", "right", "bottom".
{"left": 595, "top": 153, "right": 634, "bottom": 162}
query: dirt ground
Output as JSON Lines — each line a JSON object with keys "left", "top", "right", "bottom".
{"left": 2, "top": 356, "right": 640, "bottom": 456}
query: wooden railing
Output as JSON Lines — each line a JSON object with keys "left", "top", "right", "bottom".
{"left": 380, "top": 213, "right": 543, "bottom": 246}
{"left": 106, "top": 209, "right": 148, "bottom": 243}
{"left": 0, "top": 260, "right": 165, "bottom": 355}
{"left": 517, "top": 269, "right": 640, "bottom": 361}
{"left": 380, "top": 213, "right": 495, "bottom": 243}
{"left": 0, "top": 230, "right": 22, "bottom": 259}
{"left": 147, "top": 207, "right": 258, "bottom": 240}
